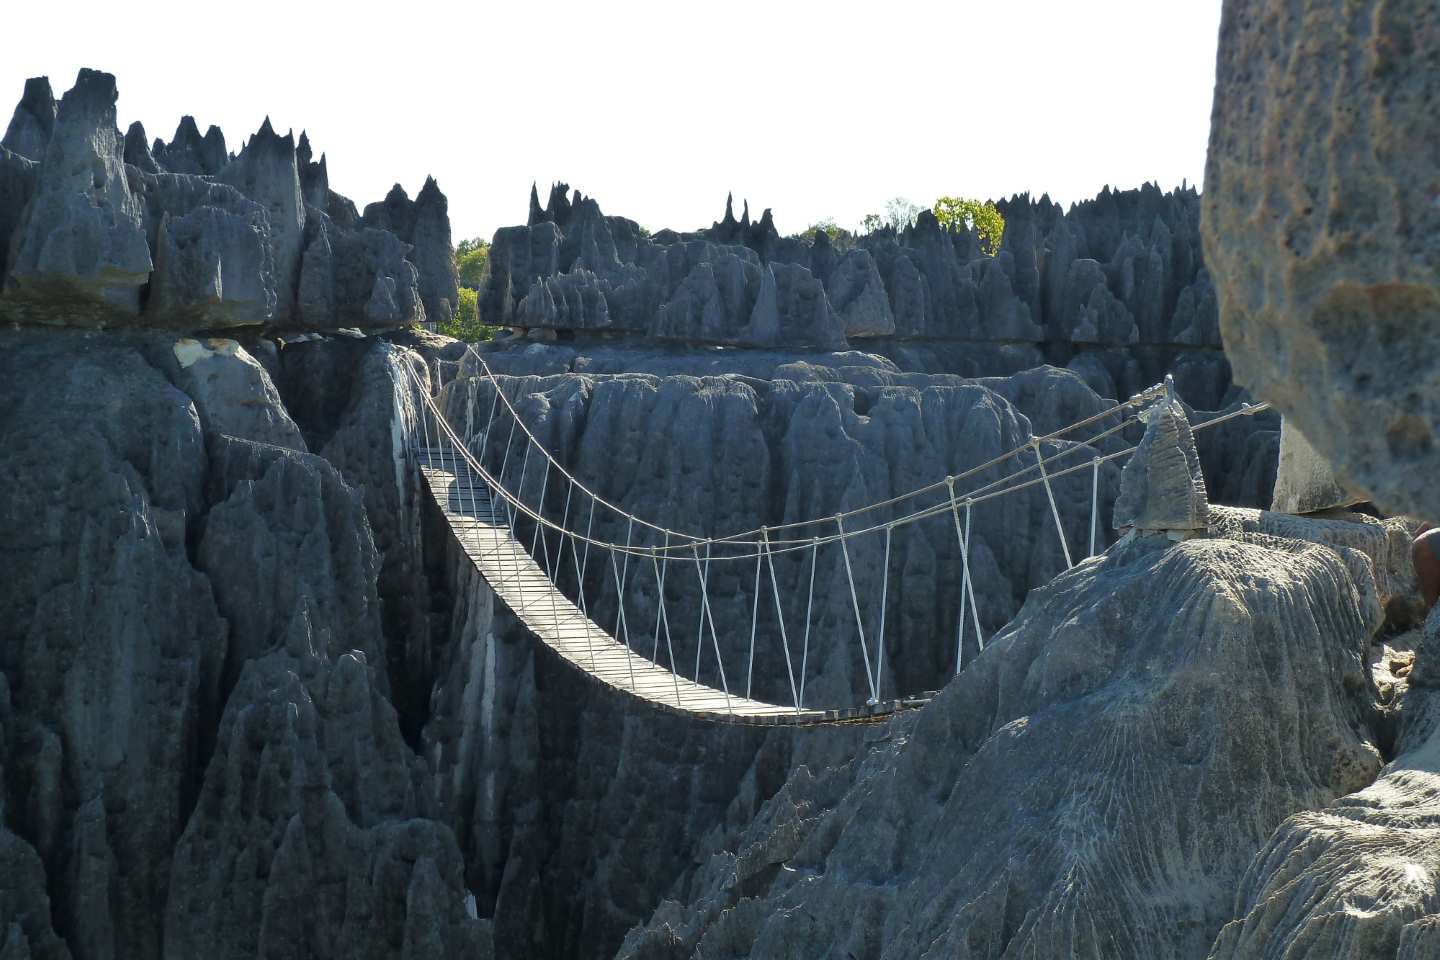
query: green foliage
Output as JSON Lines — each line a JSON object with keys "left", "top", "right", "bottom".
{"left": 932, "top": 197, "right": 1005, "bottom": 255}
{"left": 455, "top": 237, "right": 489, "bottom": 287}
{"left": 437, "top": 287, "right": 495, "bottom": 342}
{"left": 798, "top": 218, "right": 856, "bottom": 250}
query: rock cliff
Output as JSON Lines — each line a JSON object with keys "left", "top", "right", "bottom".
{"left": 1202, "top": 0, "right": 1438, "bottom": 519}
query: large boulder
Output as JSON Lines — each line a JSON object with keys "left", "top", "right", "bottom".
{"left": 2, "top": 69, "right": 152, "bottom": 323}
{"left": 1202, "top": 0, "right": 1439, "bottom": 519}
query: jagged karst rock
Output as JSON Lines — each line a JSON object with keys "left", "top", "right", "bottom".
{"left": 296, "top": 131, "right": 329, "bottom": 211}
{"left": 130, "top": 170, "right": 280, "bottom": 326}
{"left": 121, "top": 121, "right": 159, "bottom": 173}
{"left": 3, "top": 69, "right": 152, "bottom": 322}
{"left": 297, "top": 213, "right": 425, "bottom": 330}
{"left": 0, "top": 330, "right": 228, "bottom": 958}
{"left": 1202, "top": 0, "right": 1440, "bottom": 519}
{"left": 198, "top": 434, "right": 385, "bottom": 686}
{"left": 619, "top": 531, "right": 1383, "bottom": 959}
{"left": 272, "top": 338, "right": 434, "bottom": 737}
{"left": 1115, "top": 394, "right": 1210, "bottom": 533}
{"left": 217, "top": 118, "right": 306, "bottom": 315}
{"left": 0, "top": 70, "right": 444, "bottom": 334}
{"left": 362, "top": 178, "right": 459, "bottom": 325}
{"left": 150, "top": 115, "right": 226, "bottom": 176}
{"left": 480, "top": 182, "right": 1233, "bottom": 405}
{"left": 164, "top": 639, "right": 484, "bottom": 959}
{"left": 167, "top": 339, "right": 305, "bottom": 450}
{"left": 1, "top": 77, "right": 56, "bottom": 162}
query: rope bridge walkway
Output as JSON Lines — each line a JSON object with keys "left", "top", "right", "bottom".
{"left": 406, "top": 349, "right": 1268, "bottom": 725}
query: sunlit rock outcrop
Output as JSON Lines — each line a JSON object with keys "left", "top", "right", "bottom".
{"left": 1202, "top": 0, "right": 1439, "bottom": 518}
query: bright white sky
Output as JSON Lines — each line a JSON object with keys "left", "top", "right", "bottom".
{"left": 2, "top": 0, "right": 1222, "bottom": 242}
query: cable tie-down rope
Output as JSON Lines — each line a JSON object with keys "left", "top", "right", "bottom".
{"left": 1033, "top": 438, "right": 1073, "bottom": 570}
{"left": 760, "top": 527, "right": 801, "bottom": 712}
{"left": 836, "top": 514, "right": 878, "bottom": 705}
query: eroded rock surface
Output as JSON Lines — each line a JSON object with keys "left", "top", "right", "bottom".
{"left": 1202, "top": 0, "right": 1439, "bottom": 519}
{"left": 619, "top": 532, "right": 1385, "bottom": 959}
{"left": 0, "top": 70, "right": 455, "bottom": 333}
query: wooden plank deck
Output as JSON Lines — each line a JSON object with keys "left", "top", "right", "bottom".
{"left": 416, "top": 447, "right": 930, "bottom": 726}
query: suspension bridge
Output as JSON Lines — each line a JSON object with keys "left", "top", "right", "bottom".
{"left": 406, "top": 350, "right": 1267, "bottom": 726}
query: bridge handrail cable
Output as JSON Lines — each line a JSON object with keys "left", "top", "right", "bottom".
{"left": 408, "top": 359, "right": 1270, "bottom": 562}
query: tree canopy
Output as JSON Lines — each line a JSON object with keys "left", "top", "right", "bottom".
{"left": 932, "top": 197, "right": 1005, "bottom": 255}
{"left": 436, "top": 287, "right": 493, "bottom": 342}
{"left": 455, "top": 237, "right": 489, "bottom": 287}
{"left": 797, "top": 218, "right": 857, "bottom": 250}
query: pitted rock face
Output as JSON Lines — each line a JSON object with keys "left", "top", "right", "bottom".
{"left": 1271, "top": 418, "right": 1363, "bottom": 515}
{"left": 1202, "top": 0, "right": 1440, "bottom": 519}
{"left": 1115, "top": 397, "right": 1210, "bottom": 532}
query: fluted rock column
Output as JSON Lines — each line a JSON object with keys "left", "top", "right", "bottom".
{"left": 1115, "top": 382, "right": 1211, "bottom": 537}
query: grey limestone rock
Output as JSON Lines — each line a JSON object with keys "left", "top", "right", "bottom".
{"left": 164, "top": 639, "right": 484, "bottom": 959}
{"left": 0, "top": 329, "right": 228, "bottom": 958}
{"left": 1115, "top": 395, "right": 1210, "bottom": 532}
{"left": 296, "top": 131, "right": 329, "bottom": 211}
{"left": 217, "top": 118, "right": 306, "bottom": 316}
{"left": 0, "top": 147, "right": 37, "bottom": 284}
{"left": 298, "top": 212, "right": 425, "bottom": 330}
{"left": 198, "top": 433, "right": 385, "bottom": 686}
{"left": 273, "top": 337, "right": 434, "bottom": 736}
{"left": 517, "top": 268, "right": 613, "bottom": 331}
{"left": 167, "top": 338, "right": 305, "bottom": 450}
{"left": 1202, "top": 0, "right": 1439, "bottom": 519}
{"left": 0, "top": 77, "right": 55, "bottom": 162}
{"left": 121, "top": 121, "right": 159, "bottom": 174}
{"left": 1271, "top": 417, "right": 1365, "bottom": 515}
{"left": 619, "top": 531, "right": 1384, "bottom": 959}
{"left": 362, "top": 178, "right": 459, "bottom": 326}
{"left": 746, "top": 261, "right": 847, "bottom": 350}
{"left": 825, "top": 247, "right": 895, "bottom": 337}
{"left": 3, "top": 69, "right": 153, "bottom": 322}
{"left": 129, "top": 169, "right": 280, "bottom": 327}
{"left": 150, "top": 115, "right": 227, "bottom": 176}
{"left": 1209, "top": 684, "right": 1440, "bottom": 959}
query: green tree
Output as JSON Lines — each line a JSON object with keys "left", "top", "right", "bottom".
{"left": 455, "top": 237, "right": 489, "bottom": 287}
{"left": 437, "top": 287, "right": 495, "bottom": 343}
{"left": 932, "top": 197, "right": 1005, "bottom": 255}
{"left": 797, "top": 218, "right": 856, "bottom": 249}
